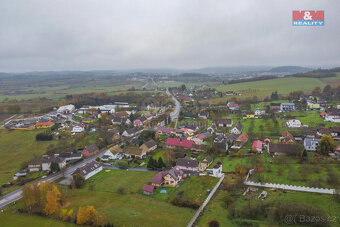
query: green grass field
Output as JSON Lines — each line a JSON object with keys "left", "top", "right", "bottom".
{"left": 0, "top": 209, "right": 76, "bottom": 227}
{"left": 64, "top": 170, "right": 195, "bottom": 227}
{"left": 214, "top": 77, "right": 328, "bottom": 99}
{"left": 0, "top": 130, "right": 56, "bottom": 188}
{"left": 209, "top": 156, "right": 252, "bottom": 173}
{"left": 249, "top": 153, "right": 340, "bottom": 189}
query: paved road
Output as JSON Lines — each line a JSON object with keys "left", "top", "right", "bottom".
{"left": 0, "top": 150, "right": 106, "bottom": 210}
{"left": 166, "top": 88, "right": 181, "bottom": 128}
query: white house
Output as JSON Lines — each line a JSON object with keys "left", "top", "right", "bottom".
{"left": 100, "top": 150, "right": 122, "bottom": 161}
{"left": 112, "top": 117, "right": 131, "bottom": 125}
{"left": 230, "top": 122, "right": 243, "bottom": 135}
{"left": 57, "top": 104, "right": 75, "bottom": 114}
{"left": 27, "top": 159, "right": 42, "bottom": 172}
{"left": 206, "top": 162, "right": 223, "bottom": 178}
{"left": 28, "top": 156, "right": 66, "bottom": 172}
{"left": 325, "top": 109, "right": 340, "bottom": 123}
{"left": 42, "top": 156, "right": 66, "bottom": 171}
{"left": 254, "top": 109, "right": 266, "bottom": 116}
{"left": 73, "top": 161, "right": 103, "bottom": 180}
{"left": 304, "top": 138, "right": 320, "bottom": 151}
{"left": 72, "top": 125, "right": 85, "bottom": 133}
{"left": 122, "top": 126, "right": 144, "bottom": 137}
{"left": 286, "top": 119, "right": 302, "bottom": 128}
{"left": 280, "top": 103, "right": 295, "bottom": 112}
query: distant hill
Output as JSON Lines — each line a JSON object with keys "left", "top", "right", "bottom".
{"left": 268, "top": 66, "right": 311, "bottom": 73}
{"left": 192, "top": 66, "right": 272, "bottom": 73}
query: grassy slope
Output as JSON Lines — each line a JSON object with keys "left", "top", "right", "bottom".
{"left": 214, "top": 77, "right": 327, "bottom": 99}
{"left": 198, "top": 190, "right": 237, "bottom": 227}
{"left": 0, "top": 130, "right": 56, "bottom": 186}
{"left": 66, "top": 170, "right": 195, "bottom": 227}
{"left": 0, "top": 210, "right": 75, "bottom": 227}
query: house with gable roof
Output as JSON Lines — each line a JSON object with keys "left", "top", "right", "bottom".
{"left": 73, "top": 161, "right": 103, "bottom": 180}
{"left": 230, "top": 122, "right": 243, "bottom": 135}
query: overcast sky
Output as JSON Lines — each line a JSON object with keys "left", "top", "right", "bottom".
{"left": 0, "top": 0, "right": 339, "bottom": 72}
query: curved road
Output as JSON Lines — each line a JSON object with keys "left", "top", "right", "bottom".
{"left": 0, "top": 150, "right": 106, "bottom": 210}
{"left": 0, "top": 151, "right": 158, "bottom": 210}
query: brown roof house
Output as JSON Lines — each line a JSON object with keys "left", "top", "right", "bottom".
{"left": 150, "top": 171, "right": 167, "bottom": 187}
{"left": 176, "top": 157, "right": 199, "bottom": 173}
{"left": 140, "top": 139, "right": 157, "bottom": 153}
{"left": 122, "top": 126, "right": 144, "bottom": 137}
{"left": 213, "top": 118, "right": 233, "bottom": 128}
{"left": 123, "top": 147, "right": 146, "bottom": 159}
{"left": 267, "top": 143, "right": 301, "bottom": 157}
{"left": 149, "top": 167, "right": 184, "bottom": 188}
{"left": 109, "top": 145, "right": 123, "bottom": 154}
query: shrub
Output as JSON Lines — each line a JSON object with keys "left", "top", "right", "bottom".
{"left": 170, "top": 197, "right": 200, "bottom": 209}
{"left": 117, "top": 160, "right": 129, "bottom": 169}
{"left": 72, "top": 174, "right": 85, "bottom": 189}
{"left": 36, "top": 132, "right": 53, "bottom": 141}
{"left": 209, "top": 220, "right": 219, "bottom": 227}
{"left": 117, "top": 187, "right": 125, "bottom": 195}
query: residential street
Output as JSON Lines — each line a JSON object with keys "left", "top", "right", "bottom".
{"left": 166, "top": 88, "right": 181, "bottom": 128}
{"left": 0, "top": 149, "right": 105, "bottom": 210}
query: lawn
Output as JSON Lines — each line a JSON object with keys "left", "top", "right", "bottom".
{"left": 232, "top": 189, "right": 340, "bottom": 227}
{"left": 285, "top": 111, "right": 340, "bottom": 128}
{"left": 152, "top": 148, "right": 167, "bottom": 162}
{"left": 65, "top": 170, "right": 195, "bottom": 227}
{"left": 209, "top": 156, "right": 252, "bottom": 173}
{"left": 221, "top": 113, "right": 284, "bottom": 137}
{"left": 152, "top": 175, "right": 219, "bottom": 204}
{"left": 199, "top": 179, "right": 340, "bottom": 227}
{"left": 0, "top": 129, "right": 57, "bottom": 188}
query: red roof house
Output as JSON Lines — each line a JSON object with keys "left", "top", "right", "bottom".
{"left": 165, "top": 138, "right": 193, "bottom": 149}
{"left": 82, "top": 144, "right": 99, "bottom": 157}
{"left": 236, "top": 133, "right": 249, "bottom": 143}
{"left": 134, "top": 119, "right": 142, "bottom": 126}
{"left": 320, "top": 112, "right": 326, "bottom": 117}
{"left": 142, "top": 184, "right": 154, "bottom": 195}
{"left": 252, "top": 140, "right": 263, "bottom": 152}
{"left": 150, "top": 171, "right": 167, "bottom": 187}
{"left": 196, "top": 134, "right": 206, "bottom": 140}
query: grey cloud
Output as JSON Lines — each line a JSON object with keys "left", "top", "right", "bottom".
{"left": 0, "top": 0, "right": 339, "bottom": 72}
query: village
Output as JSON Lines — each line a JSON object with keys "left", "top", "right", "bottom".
{"left": 1, "top": 83, "right": 340, "bottom": 226}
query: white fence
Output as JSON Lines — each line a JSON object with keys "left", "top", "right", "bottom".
{"left": 244, "top": 169, "right": 335, "bottom": 195}
{"left": 187, "top": 174, "right": 225, "bottom": 227}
